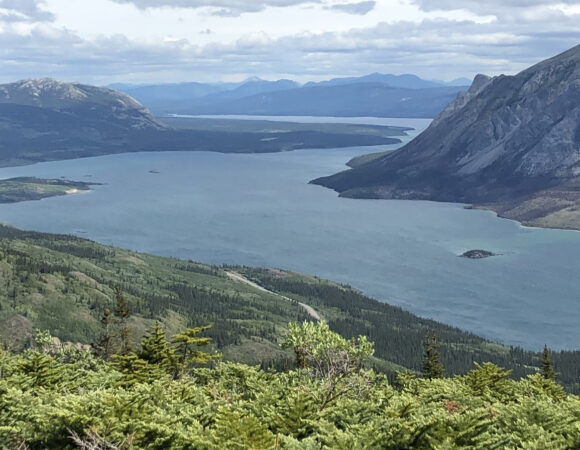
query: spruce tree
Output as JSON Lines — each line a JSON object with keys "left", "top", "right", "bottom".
{"left": 113, "top": 286, "right": 132, "bottom": 355}
{"left": 139, "top": 322, "right": 178, "bottom": 376}
{"left": 93, "top": 308, "right": 113, "bottom": 359}
{"left": 172, "top": 325, "right": 217, "bottom": 372}
{"left": 541, "top": 345, "right": 557, "bottom": 381}
{"left": 111, "top": 352, "right": 163, "bottom": 387}
{"left": 19, "top": 351, "right": 61, "bottom": 387}
{"left": 422, "top": 331, "right": 444, "bottom": 379}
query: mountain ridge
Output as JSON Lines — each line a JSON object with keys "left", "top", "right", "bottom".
{"left": 114, "top": 73, "right": 468, "bottom": 117}
{"left": 0, "top": 78, "right": 403, "bottom": 166}
{"left": 311, "top": 45, "right": 580, "bottom": 230}
{"left": 172, "top": 82, "right": 466, "bottom": 118}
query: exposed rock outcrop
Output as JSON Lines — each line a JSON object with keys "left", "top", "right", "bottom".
{"left": 312, "top": 45, "right": 580, "bottom": 230}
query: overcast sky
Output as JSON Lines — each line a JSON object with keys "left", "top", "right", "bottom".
{"left": 0, "top": 0, "right": 578, "bottom": 85}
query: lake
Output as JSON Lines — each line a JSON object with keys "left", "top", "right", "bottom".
{"left": 0, "top": 116, "right": 579, "bottom": 350}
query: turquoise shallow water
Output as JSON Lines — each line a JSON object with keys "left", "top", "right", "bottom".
{"left": 0, "top": 116, "right": 578, "bottom": 350}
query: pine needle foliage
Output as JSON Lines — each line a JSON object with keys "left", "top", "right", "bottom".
{"left": 422, "top": 331, "right": 445, "bottom": 379}
{"left": 542, "top": 345, "right": 558, "bottom": 381}
{"left": 0, "top": 323, "right": 579, "bottom": 449}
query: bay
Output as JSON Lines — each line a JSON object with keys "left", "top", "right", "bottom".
{"left": 0, "top": 116, "right": 578, "bottom": 350}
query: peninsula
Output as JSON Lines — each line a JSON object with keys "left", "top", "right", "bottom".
{"left": 0, "top": 177, "right": 95, "bottom": 203}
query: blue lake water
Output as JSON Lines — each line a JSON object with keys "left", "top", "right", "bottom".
{"left": 0, "top": 116, "right": 579, "bottom": 350}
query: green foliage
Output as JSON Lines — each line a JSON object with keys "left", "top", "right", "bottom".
{"left": 283, "top": 321, "right": 374, "bottom": 378}
{"left": 0, "top": 325, "right": 579, "bottom": 449}
{"left": 17, "top": 351, "right": 61, "bottom": 388}
{"left": 283, "top": 321, "right": 375, "bottom": 410}
{"left": 173, "top": 325, "right": 220, "bottom": 370}
{"left": 463, "top": 362, "right": 513, "bottom": 398}
{"left": 422, "top": 331, "right": 445, "bottom": 379}
{"left": 542, "top": 345, "right": 557, "bottom": 381}
{"left": 93, "top": 307, "right": 113, "bottom": 359}
{"left": 111, "top": 322, "right": 218, "bottom": 387}
{"left": 1, "top": 225, "right": 580, "bottom": 396}
{"left": 113, "top": 286, "right": 132, "bottom": 355}
{"left": 138, "top": 321, "right": 178, "bottom": 374}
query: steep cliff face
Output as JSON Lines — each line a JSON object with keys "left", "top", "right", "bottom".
{"left": 312, "top": 45, "right": 580, "bottom": 229}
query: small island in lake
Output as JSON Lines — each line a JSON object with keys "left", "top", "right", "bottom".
{"left": 0, "top": 177, "right": 96, "bottom": 203}
{"left": 459, "top": 249, "right": 498, "bottom": 259}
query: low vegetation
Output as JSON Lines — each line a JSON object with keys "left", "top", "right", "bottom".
{"left": 1, "top": 321, "right": 578, "bottom": 448}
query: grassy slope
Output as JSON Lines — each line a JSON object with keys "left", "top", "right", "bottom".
{"left": 0, "top": 225, "right": 578, "bottom": 391}
{"left": 346, "top": 149, "right": 395, "bottom": 168}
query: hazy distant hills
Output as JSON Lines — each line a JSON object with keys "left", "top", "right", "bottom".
{"left": 117, "top": 78, "right": 300, "bottom": 114}
{"left": 115, "top": 74, "right": 468, "bottom": 118}
{"left": 312, "top": 45, "right": 580, "bottom": 230}
{"left": 0, "top": 78, "right": 402, "bottom": 166}
{"left": 304, "top": 73, "right": 470, "bottom": 89}
{"left": 175, "top": 83, "right": 466, "bottom": 118}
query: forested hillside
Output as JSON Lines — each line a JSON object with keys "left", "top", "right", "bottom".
{"left": 0, "top": 224, "right": 579, "bottom": 392}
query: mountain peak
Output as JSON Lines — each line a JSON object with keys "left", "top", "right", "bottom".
{"left": 2, "top": 78, "right": 88, "bottom": 104}
{"left": 0, "top": 78, "right": 166, "bottom": 130}
{"left": 242, "top": 76, "right": 264, "bottom": 83}
{"left": 312, "top": 44, "right": 580, "bottom": 230}
{"left": 1, "top": 78, "right": 158, "bottom": 117}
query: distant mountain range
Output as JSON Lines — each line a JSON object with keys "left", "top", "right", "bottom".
{"left": 114, "top": 74, "right": 469, "bottom": 118}
{"left": 0, "top": 78, "right": 401, "bottom": 166}
{"left": 303, "top": 73, "right": 470, "bottom": 89}
{"left": 312, "top": 45, "right": 580, "bottom": 231}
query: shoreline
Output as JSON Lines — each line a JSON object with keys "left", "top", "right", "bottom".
{"left": 472, "top": 204, "right": 580, "bottom": 234}
{"left": 331, "top": 186, "right": 580, "bottom": 233}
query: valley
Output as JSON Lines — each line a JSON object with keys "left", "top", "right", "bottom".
{"left": 0, "top": 1, "right": 578, "bottom": 447}
{"left": 0, "top": 131, "right": 578, "bottom": 352}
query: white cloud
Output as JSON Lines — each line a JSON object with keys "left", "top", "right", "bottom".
{"left": 410, "top": 0, "right": 580, "bottom": 15}
{"left": 0, "top": 0, "right": 578, "bottom": 84}
{"left": 109, "top": 0, "right": 323, "bottom": 16}
{"left": 329, "top": 1, "right": 376, "bottom": 15}
{"left": 0, "top": 0, "right": 54, "bottom": 22}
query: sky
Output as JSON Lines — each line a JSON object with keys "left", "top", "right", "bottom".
{"left": 0, "top": 0, "right": 578, "bottom": 85}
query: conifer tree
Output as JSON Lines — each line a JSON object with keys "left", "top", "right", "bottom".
{"left": 93, "top": 308, "right": 113, "bottom": 360}
{"left": 172, "top": 325, "right": 218, "bottom": 372}
{"left": 139, "top": 321, "right": 178, "bottom": 376}
{"left": 113, "top": 286, "right": 132, "bottom": 355}
{"left": 422, "top": 331, "right": 444, "bottom": 379}
{"left": 19, "top": 351, "right": 60, "bottom": 387}
{"left": 541, "top": 345, "right": 557, "bottom": 381}
{"left": 111, "top": 352, "right": 164, "bottom": 387}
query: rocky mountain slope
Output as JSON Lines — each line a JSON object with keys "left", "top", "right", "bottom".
{"left": 0, "top": 78, "right": 165, "bottom": 128}
{"left": 312, "top": 45, "right": 580, "bottom": 230}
